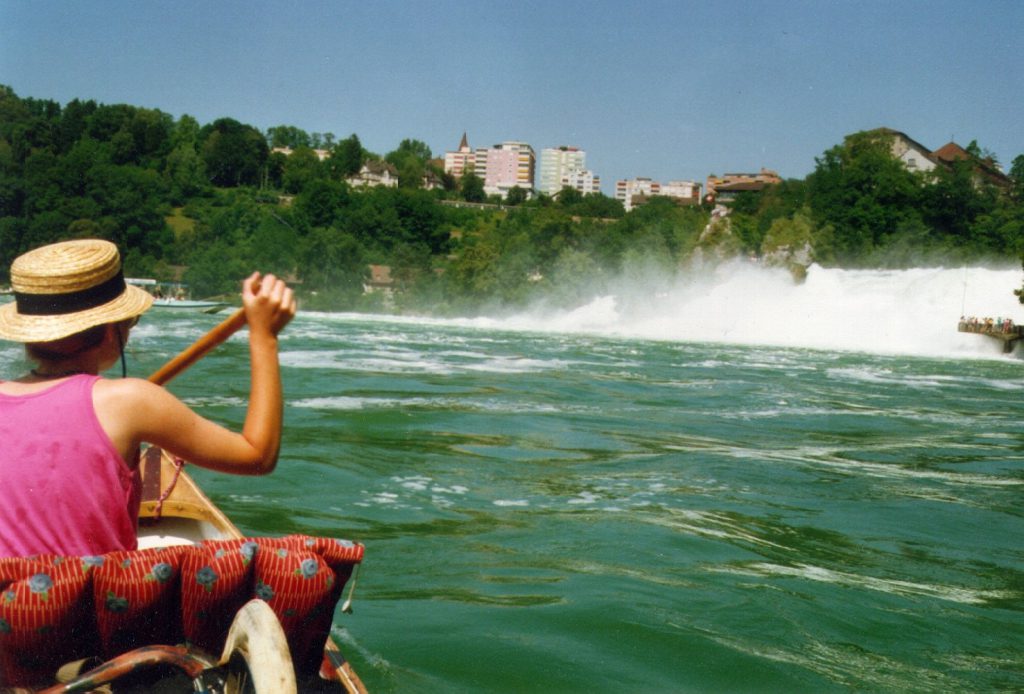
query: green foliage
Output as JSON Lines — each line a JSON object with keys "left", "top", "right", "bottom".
{"left": 328, "top": 134, "right": 364, "bottom": 179}
{"left": 1009, "top": 154, "right": 1024, "bottom": 200}
{"left": 281, "top": 146, "right": 324, "bottom": 194}
{"left": 505, "top": 186, "right": 528, "bottom": 205}
{"left": 199, "top": 118, "right": 268, "bottom": 187}
{"left": 385, "top": 138, "right": 433, "bottom": 188}
{"left": 295, "top": 179, "right": 349, "bottom": 227}
{"left": 459, "top": 172, "right": 485, "bottom": 203}
{"left": 164, "top": 142, "right": 208, "bottom": 204}
{"left": 547, "top": 248, "right": 604, "bottom": 308}
{"left": 183, "top": 239, "right": 252, "bottom": 297}
{"left": 807, "top": 130, "right": 925, "bottom": 264}
{"left": 1, "top": 85, "right": 1021, "bottom": 313}
{"left": 298, "top": 226, "right": 367, "bottom": 300}
{"left": 267, "top": 125, "right": 312, "bottom": 149}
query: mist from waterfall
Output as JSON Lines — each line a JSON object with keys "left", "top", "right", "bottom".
{"left": 464, "top": 262, "right": 1024, "bottom": 359}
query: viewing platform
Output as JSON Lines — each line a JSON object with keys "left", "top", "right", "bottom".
{"left": 958, "top": 318, "right": 1023, "bottom": 353}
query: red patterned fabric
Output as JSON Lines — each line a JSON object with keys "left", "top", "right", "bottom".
{"left": 0, "top": 535, "right": 363, "bottom": 688}
{"left": 92, "top": 546, "right": 186, "bottom": 656}
{"left": 0, "top": 555, "right": 97, "bottom": 687}
{"left": 180, "top": 538, "right": 256, "bottom": 652}
{"left": 252, "top": 537, "right": 340, "bottom": 673}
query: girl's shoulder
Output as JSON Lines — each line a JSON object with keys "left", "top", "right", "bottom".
{"left": 93, "top": 376, "right": 164, "bottom": 401}
{"left": 0, "top": 373, "right": 97, "bottom": 398}
{"left": 92, "top": 377, "right": 180, "bottom": 418}
{"left": 92, "top": 377, "right": 189, "bottom": 438}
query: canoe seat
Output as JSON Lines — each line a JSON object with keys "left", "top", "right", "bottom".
{"left": 0, "top": 534, "right": 363, "bottom": 688}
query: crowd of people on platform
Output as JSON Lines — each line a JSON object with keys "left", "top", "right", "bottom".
{"left": 959, "top": 316, "right": 1018, "bottom": 334}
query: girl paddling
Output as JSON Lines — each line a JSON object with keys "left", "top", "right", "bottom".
{"left": 0, "top": 239, "right": 296, "bottom": 558}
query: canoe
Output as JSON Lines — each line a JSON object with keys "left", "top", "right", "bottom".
{"left": 137, "top": 308, "right": 369, "bottom": 690}
{"left": 133, "top": 445, "right": 369, "bottom": 693}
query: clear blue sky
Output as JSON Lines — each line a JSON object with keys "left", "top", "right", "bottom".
{"left": 2, "top": 0, "right": 1022, "bottom": 193}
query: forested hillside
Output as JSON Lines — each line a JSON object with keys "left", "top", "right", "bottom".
{"left": 2, "top": 85, "right": 1022, "bottom": 314}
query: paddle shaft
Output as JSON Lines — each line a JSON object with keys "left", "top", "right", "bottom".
{"left": 148, "top": 308, "right": 247, "bottom": 386}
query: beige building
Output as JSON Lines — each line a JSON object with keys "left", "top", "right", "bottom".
{"left": 616, "top": 177, "right": 701, "bottom": 211}
{"left": 704, "top": 169, "right": 781, "bottom": 204}
{"left": 443, "top": 133, "right": 475, "bottom": 179}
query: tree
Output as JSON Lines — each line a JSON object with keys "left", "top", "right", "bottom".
{"left": 171, "top": 114, "right": 201, "bottom": 149}
{"left": 387, "top": 138, "right": 432, "bottom": 163}
{"left": 920, "top": 158, "right": 993, "bottom": 243}
{"left": 125, "top": 108, "right": 173, "bottom": 164}
{"left": 184, "top": 239, "right": 251, "bottom": 297}
{"left": 199, "top": 118, "right": 269, "bottom": 187}
{"left": 446, "top": 238, "right": 501, "bottom": 299}
{"left": 806, "top": 129, "right": 924, "bottom": 264}
{"left": 506, "top": 186, "right": 528, "bottom": 205}
{"left": 556, "top": 186, "right": 583, "bottom": 206}
{"left": 56, "top": 98, "right": 96, "bottom": 153}
{"left": 164, "top": 142, "right": 208, "bottom": 203}
{"left": 267, "top": 125, "right": 311, "bottom": 149}
{"left": 298, "top": 226, "right": 367, "bottom": 300}
{"left": 965, "top": 139, "right": 999, "bottom": 166}
{"left": 548, "top": 247, "right": 603, "bottom": 308}
{"left": 460, "top": 172, "right": 485, "bottom": 203}
{"left": 295, "top": 178, "right": 349, "bottom": 228}
{"left": 577, "top": 193, "right": 624, "bottom": 219}
{"left": 385, "top": 139, "right": 433, "bottom": 189}
{"left": 281, "top": 146, "right": 324, "bottom": 194}
{"left": 249, "top": 214, "right": 300, "bottom": 275}
{"left": 1010, "top": 154, "right": 1024, "bottom": 200}
{"left": 328, "top": 134, "right": 364, "bottom": 179}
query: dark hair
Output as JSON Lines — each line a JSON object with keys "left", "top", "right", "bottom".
{"left": 26, "top": 324, "right": 108, "bottom": 362}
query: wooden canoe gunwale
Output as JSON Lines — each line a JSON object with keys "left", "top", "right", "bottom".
{"left": 137, "top": 446, "right": 239, "bottom": 536}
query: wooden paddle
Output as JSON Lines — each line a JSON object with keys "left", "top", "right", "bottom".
{"left": 148, "top": 307, "right": 247, "bottom": 386}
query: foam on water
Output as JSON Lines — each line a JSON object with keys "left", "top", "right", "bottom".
{"left": 714, "top": 561, "right": 1015, "bottom": 604}
{"left": 312, "top": 264, "right": 1024, "bottom": 359}
{"left": 538, "top": 263, "right": 1024, "bottom": 357}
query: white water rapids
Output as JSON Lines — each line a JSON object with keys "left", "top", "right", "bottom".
{"left": 461, "top": 263, "right": 1024, "bottom": 359}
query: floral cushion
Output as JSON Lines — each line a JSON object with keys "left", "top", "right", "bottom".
{"left": 0, "top": 535, "right": 363, "bottom": 688}
{"left": 180, "top": 538, "right": 257, "bottom": 653}
{"left": 252, "top": 536, "right": 344, "bottom": 674}
{"left": 93, "top": 546, "right": 187, "bottom": 656}
{"left": 0, "top": 555, "right": 95, "bottom": 686}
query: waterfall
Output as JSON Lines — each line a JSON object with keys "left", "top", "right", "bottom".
{"left": 491, "top": 262, "right": 1024, "bottom": 359}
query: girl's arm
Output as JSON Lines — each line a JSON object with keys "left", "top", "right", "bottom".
{"left": 96, "top": 273, "right": 296, "bottom": 475}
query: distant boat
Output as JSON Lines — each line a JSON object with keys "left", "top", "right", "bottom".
{"left": 127, "top": 278, "right": 229, "bottom": 314}
{"left": 151, "top": 297, "right": 229, "bottom": 314}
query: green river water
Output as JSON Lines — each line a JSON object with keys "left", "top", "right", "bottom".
{"left": 2, "top": 265, "right": 1022, "bottom": 692}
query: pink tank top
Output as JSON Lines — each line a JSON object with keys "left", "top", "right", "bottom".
{"left": 0, "top": 374, "right": 141, "bottom": 557}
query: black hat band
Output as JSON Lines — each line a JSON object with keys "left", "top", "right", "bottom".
{"left": 13, "top": 269, "right": 127, "bottom": 316}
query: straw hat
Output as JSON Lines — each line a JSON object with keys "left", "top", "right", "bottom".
{"left": 0, "top": 239, "right": 154, "bottom": 343}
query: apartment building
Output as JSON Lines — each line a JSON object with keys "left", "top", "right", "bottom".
{"left": 539, "top": 146, "right": 587, "bottom": 196}
{"left": 616, "top": 178, "right": 659, "bottom": 211}
{"left": 561, "top": 169, "right": 602, "bottom": 196}
{"left": 474, "top": 141, "right": 536, "bottom": 198}
{"left": 615, "top": 177, "right": 700, "bottom": 212}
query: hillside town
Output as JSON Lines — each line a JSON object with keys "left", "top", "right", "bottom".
{"left": 437, "top": 133, "right": 780, "bottom": 212}
{"left": 275, "top": 127, "right": 1012, "bottom": 215}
